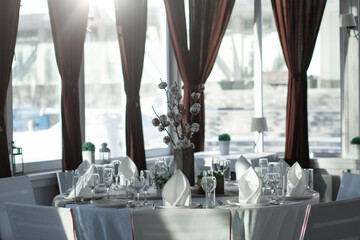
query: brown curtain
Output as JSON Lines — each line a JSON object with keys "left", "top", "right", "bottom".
{"left": 48, "top": 0, "right": 89, "bottom": 171}
{"left": 164, "top": 0, "right": 234, "bottom": 152}
{"left": 114, "top": 0, "right": 147, "bottom": 171}
{"left": 271, "top": 0, "right": 326, "bottom": 167}
{"left": 0, "top": 0, "right": 20, "bottom": 178}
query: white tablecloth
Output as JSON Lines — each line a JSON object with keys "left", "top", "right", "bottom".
{"left": 66, "top": 192, "right": 318, "bottom": 240}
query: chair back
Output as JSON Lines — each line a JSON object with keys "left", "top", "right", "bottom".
{"left": 300, "top": 197, "right": 360, "bottom": 240}
{"left": 336, "top": 172, "right": 360, "bottom": 200}
{"left": 5, "top": 202, "right": 76, "bottom": 240}
{"left": 0, "top": 176, "right": 36, "bottom": 240}
{"left": 132, "top": 208, "right": 231, "bottom": 240}
{"left": 56, "top": 171, "right": 74, "bottom": 194}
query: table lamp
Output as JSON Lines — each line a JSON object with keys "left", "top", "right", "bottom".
{"left": 251, "top": 117, "right": 268, "bottom": 152}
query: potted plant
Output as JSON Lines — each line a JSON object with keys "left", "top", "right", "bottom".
{"left": 350, "top": 136, "right": 360, "bottom": 158}
{"left": 197, "top": 171, "right": 224, "bottom": 195}
{"left": 82, "top": 142, "right": 95, "bottom": 164}
{"left": 218, "top": 133, "right": 231, "bottom": 155}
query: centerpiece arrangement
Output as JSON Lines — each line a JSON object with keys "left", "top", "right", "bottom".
{"left": 152, "top": 79, "right": 204, "bottom": 185}
{"left": 82, "top": 142, "right": 95, "bottom": 164}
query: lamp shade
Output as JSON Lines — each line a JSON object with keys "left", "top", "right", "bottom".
{"left": 251, "top": 117, "right": 268, "bottom": 132}
{"left": 340, "top": 13, "right": 356, "bottom": 28}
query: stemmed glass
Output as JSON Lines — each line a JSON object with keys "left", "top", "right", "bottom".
{"left": 130, "top": 176, "right": 145, "bottom": 207}
{"left": 87, "top": 173, "right": 100, "bottom": 204}
{"left": 212, "top": 157, "right": 230, "bottom": 177}
{"left": 141, "top": 170, "right": 152, "bottom": 206}
{"left": 112, "top": 160, "right": 121, "bottom": 189}
{"left": 201, "top": 170, "right": 217, "bottom": 209}
{"left": 103, "top": 166, "right": 113, "bottom": 200}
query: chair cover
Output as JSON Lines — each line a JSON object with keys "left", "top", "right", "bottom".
{"left": 336, "top": 172, "right": 360, "bottom": 200}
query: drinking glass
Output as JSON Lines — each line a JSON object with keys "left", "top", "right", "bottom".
{"left": 73, "top": 170, "right": 81, "bottom": 203}
{"left": 304, "top": 168, "right": 314, "bottom": 192}
{"left": 212, "top": 157, "right": 230, "bottom": 177}
{"left": 103, "top": 167, "right": 113, "bottom": 199}
{"left": 112, "top": 160, "right": 121, "bottom": 189}
{"left": 259, "top": 158, "right": 269, "bottom": 168}
{"left": 63, "top": 170, "right": 74, "bottom": 196}
{"left": 141, "top": 170, "right": 152, "bottom": 206}
{"left": 87, "top": 173, "right": 100, "bottom": 203}
{"left": 130, "top": 176, "right": 145, "bottom": 207}
{"left": 265, "top": 162, "right": 283, "bottom": 203}
{"left": 201, "top": 171, "right": 217, "bottom": 209}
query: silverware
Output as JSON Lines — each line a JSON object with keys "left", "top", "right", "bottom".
{"left": 217, "top": 199, "right": 224, "bottom": 206}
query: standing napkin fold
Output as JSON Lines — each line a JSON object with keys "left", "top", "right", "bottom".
{"left": 286, "top": 162, "right": 306, "bottom": 197}
{"left": 235, "top": 155, "right": 252, "bottom": 182}
{"left": 119, "top": 156, "right": 138, "bottom": 180}
{"left": 238, "top": 167, "right": 262, "bottom": 204}
{"left": 162, "top": 169, "right": 192, "bottom": 207}
{"left": 68, "top": 163, "right": 94, "bottom": 198}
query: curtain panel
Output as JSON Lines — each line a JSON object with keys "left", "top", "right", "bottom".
{"left": 164, "top": 0, "right": 234, "bottom": 152}
{"left": 114, "top": 0, "right": 147, "bottom": 171}
{"left": 0, "top": 0, "right": 21, "bottom": 178}
{"left": 271, "top": 0, "right": 327, "bottom": 167}
{"left": 48, "top": 0, "right": 89, "bottom": 171}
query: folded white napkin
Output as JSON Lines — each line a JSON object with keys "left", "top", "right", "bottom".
{"left": 278, "top": 159, "right": 290, "bottom": 175}
{"left": 238, "top": 167, "right": 262, "bottom": 204}
{"left": 119, "top": 156, "right": 138, "bottom": 180}
{"left": 68, "top": 163, "right": 94, "bottom": 198}
{"left": 162, "top": 169, "right": 192, "bottom": 207}
{"left": 235, "top": 155, "right": 252, "bottom": 182}
{"left": 286, "top": 162, "right": 306, "bottom": 197}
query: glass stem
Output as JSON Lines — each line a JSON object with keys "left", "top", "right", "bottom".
{"left": 144, "top": 191, "right": 148, "bottom": 204}
{"left": 136, "top": 191, "right": 140, "bottom": 205}
{"left": 92, "top": 188, "right": 95, "bottom": 202}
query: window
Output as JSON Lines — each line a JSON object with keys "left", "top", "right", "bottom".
{"left": 12, "top": 0, "right": 62, "bottom": 163}
{"left": 84, "top": 0, "right": 168, "bottom": 159}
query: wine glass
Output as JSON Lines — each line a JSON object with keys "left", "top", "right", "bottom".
{"left": 264, "top": 163, "right": 282, "bottom": 203}
{"left": 87, "top": 173, "right": 100, "bottom": 203}
{"left": 212, "top": 157, "right": 230, "bottom": 177}
{"left": 141, "top": 170, "right": 152, "bottom": 206}
{"left": 103, "top": 167, "right": 113, "bottom": 200}
{"left": 112, "top": 160, "right": 121, "bottom": 189}
{"left": 201, "top": 171, "right": 217, "bottom": 209}
{"left": 130, "top": 176, "right": 145, "bottom": 207}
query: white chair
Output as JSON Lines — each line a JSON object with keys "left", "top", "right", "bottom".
{"left": 0, "top": 176, "right": 36, "bottom": 240}
{"left": 5, "top": 202, "right": 76, "bottom": 240}
{"left": 300, "top": 197, "right": 360, "bottom": 240}
{"left": 132, "top": 208, "right": 231, "bottom": 240}
{"left": 336, "top": 172, "right": 360, "bottom": 200}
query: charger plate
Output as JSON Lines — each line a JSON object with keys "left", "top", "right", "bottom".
{"left": 227, "top": 199, "right": 271, "bottom": 207}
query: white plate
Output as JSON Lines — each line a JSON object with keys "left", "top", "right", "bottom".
{"left": 285, "top": 193, "right": 314, "bottom": 200}
{"left": 93, "top": 199, "right": 127, "bottom": 208}
{"left": 227, "top": 199, "right": 271, "bottom": 207}
{"left": 154, "top": 203, "right": 201, "bottom": 209}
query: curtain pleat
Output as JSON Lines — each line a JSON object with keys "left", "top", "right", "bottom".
{"left": 114, "top": 0, "right": 147, "bottom": 171}
{"left": 0, "top": 0, "right": 21, "bottom": 178}
{"left": 164, "top": 0, "right": 235, "bottom": 152}
{"left": 271, "top": 0, "right": 327, "bottom": 167}
{"left": 48, "top": 0, "right": 89, "bottom": 171}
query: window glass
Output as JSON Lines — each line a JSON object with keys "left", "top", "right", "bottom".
{"left": 13, "top": 0, "right": 62, "bottom": 162}
{"left": 206, "top": 0, "right": 255, "bottom": 152}
{"left": 262, "top": 0, "right": 340, "bottom": 157}
{"left": 84, "top": 0, "right": 168, "bottom": 158}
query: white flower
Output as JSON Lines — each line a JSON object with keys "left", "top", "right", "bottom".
{"left": 152, "top": 118, "right": 160, "bottom": 126}
{"left": 191, "top": 92, "right": 201, "bottom": 101}
{"left": 174, "top": 113, "right": 182, "bottom": 122}
{"left": 191, "top": 123, "right": 200, "bottom": 133}
{"left": 158, "top": 82, "right": 167, "bottom": 89}
{"left": 163, "top": 136, "right": 171, "bottom": 144}
{"left": 168, "top": 99, "right": 177, "bottom": 108}
{"left": 158, "top": 125, "right": 165, "bottom": 132}
{"left": 183, "top": 122, "right": 191, "bottom": 133}
{"left": 174, "top": 93, "right": 182, "bottom": 101}
{"left": 190, "top": 143, "right": 195, "bottom": 149}
{"left": 190, "top": 103, "right": 201, "bottom": 115}
{"left": 159, "top": 114, "right": 167, "bottom": 123}
{"left": 170, "top": 85, "right": 179, "bottom": 94}
{"left": 163, "top": 121, "right": 170, "bottom": 127}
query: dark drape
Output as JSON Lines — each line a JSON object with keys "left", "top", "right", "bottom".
{"left": 0, "top": 0, "right": 20, "bottom": 178}
{"left": 114, "top": 0, "right": 147, "bottom": 171}
{"left": 48, "top": 0, "right": 89, "bottom": 171}
{"left": 271, "top": 0, "right": 326, "bottom": 167}
{"left": 164, "top": 0, "right": 234, "bottom": 152}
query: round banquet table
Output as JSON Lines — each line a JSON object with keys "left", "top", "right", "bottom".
{"left": 58, "top": 187, "right": 319, "bottom": 240}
